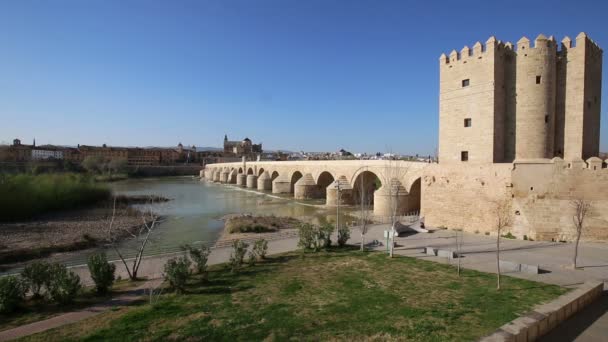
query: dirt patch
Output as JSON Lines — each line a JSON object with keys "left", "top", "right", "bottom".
{"left": 0, "top": 197, "right": 163, "bottom": 266}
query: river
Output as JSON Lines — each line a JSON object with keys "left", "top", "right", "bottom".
{"left": 34, "top": 176, "right": 357, "bottom": 268}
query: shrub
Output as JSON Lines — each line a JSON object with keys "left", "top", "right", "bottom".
{"left": 163, "top": 257, "right": 191, "bottom": 294}
{"left": 0, "top": 276, "right": 26, "bottom": 314}
{"left": 229, "top": 240, "right": 249, "bottom": 273}
{"left": 46, "top": 263, "right": 81, "bottom": 304}
{"left": 319, "top": 223, "right": 334, "bottom": 248}
{"left": 298, "top": 223, "right": 317, "bottom": 251}
{"left": 337, "top": 226, "right": 351, "bottom": 247}
{"left": 247, "top": 239, "right": 269, "bottom": 265}
{"left": 87, "top": 254, "right": 116, "bottom": 295}
{"left": 253, "top": 239, "right": 268, "bottom": 260}
{"left": 183, "top": 245, "right": 211, "bottom": 279}
{"left": 501, "top": 232, "right": 516, "bottom": 239}
{"left": 21, "top": 261, "right": 51, "bottom": 298}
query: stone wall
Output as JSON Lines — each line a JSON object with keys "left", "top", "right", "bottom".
{"left": 511, "top": 158, "right": 608, "bottom": 241}
{"left": 421, "top": 163, "right": 513, "bottom": 233}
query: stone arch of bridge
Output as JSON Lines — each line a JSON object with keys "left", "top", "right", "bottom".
{"left": 290, "top": 171, "right": 303, "bottom": 193}
{"left": 258, "top": 168, "right": 265, "bottom": 176}
{"left": 271, "top": 171, "right": 280, "bottom": 181}
{"left": 352, "top": 170, "right": 382, "bottom": 206}
{"left": 315, "top": 171, "right": 335, "bottom": 197}
{"left": 247, "top": 167, "right": 254, "bottom": 175}
{"left": 238, "top": 167, "right": 243, "bottom": 174}
{"left": 406, "top": 177, "right": 422, "bottom": 213}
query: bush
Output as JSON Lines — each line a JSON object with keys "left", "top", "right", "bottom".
{"left": 21, "top": 261, "right": 51, "bottom": 298}
{"left": 163, "top": 256, "right": 191, "bottom": 294}
{"left": 298, "top": 223, "right": 335, "bottom": 252}
{"left": 247, "top": 239, "right": 269, "bottom": 265}
{"left": 87, "top": 254, "right": 116, "bottom": 295}
{"left": 46, "top": 263, "right": 81, "bottom": 304}
{"left": 253, "top": 239, "right": 268, "bottom": 260}
{"left": 501, "top": 232, "right": 516, "bottom": 239}
{"left": 229, "top": 240, "right": 249, "bottom": 273}
{"left": 319, "top": 223, "right": 334, "bottom": 248}
{"left": 298, "top": 223, "right": 318, "bottom": 251}
{"left": 337, "top": 225, "right": 351, "bottom": 247}
{"left": 0, "top": 276, "right": 27, "bottom": 314}
{"left": 183, "top": 245, "right": 211, "bottom": 279}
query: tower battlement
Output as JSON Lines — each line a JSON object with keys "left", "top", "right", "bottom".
{"left": 441, "top": 33, "right": 603, "bottom": 64}
{"left": 439, "top": 36, "right": 508, "bottom": 64}
{"left": 438, "top": 32, "right": 603, "bottom": 164}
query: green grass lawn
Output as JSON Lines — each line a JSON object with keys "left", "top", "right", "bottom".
{"left": 21, "top": 248, "right": 567, "bottom": 341}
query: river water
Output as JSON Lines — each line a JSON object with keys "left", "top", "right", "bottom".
{"left": 39, "top": 176, "right": 357, "bottom": 268}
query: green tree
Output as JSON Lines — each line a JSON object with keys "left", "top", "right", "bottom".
{"left": 82, "top": 155, "right": 105, "bottom": 174}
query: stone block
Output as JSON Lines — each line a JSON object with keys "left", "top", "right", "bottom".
{"left": 519, "top": 263, "right": 539, "bottom": 274}
{"left": 437, "top": 249, "right": 455, "bottom": 259}
{"left": 424, "top": 247, "right": 436, "bottom": 256}
{"left": 499, "top": 260, "right": 521, "bottom": 272}
{"left": 480, "top": 330, "right": 515, "bottom": 342}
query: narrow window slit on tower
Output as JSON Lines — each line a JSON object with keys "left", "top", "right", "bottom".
{"left": 460, "top": 151, "right": 468, "bottom": 162}
{"left": 464, "top": 118, "right": 472, "bottom": 127}
{"left": 461, "top": 79, "right": 470, "bottom": 87}
{"left": 545, "top": 115, "right": 549, "bottom": 123}
{"left": 536, "top": 76, "right": 541, "bottom": 84}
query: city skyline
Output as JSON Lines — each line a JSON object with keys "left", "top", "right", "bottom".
{"left": 1, "top": 0, "right": 607, "bottom": 154}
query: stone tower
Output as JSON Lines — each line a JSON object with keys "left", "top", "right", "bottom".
{"left": 514, "top": 35, "right": 557, "bottom": 160}
{"left": 438, "top": 33, "right": 602, "bottom": 163}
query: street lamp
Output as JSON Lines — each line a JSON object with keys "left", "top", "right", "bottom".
{"left": 335, "top": 180, "right": 342, "bottom": 235}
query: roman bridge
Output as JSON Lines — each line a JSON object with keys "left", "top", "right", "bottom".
{"left": 202, "top": 160, "right": 431, "bottom": 217}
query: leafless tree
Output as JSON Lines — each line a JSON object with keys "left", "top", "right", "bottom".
{"left": 385, "top": 156, "right": 409, "bottom": 258}
{"left": 493, "top": 197, "right": 512, "bottom": 291}
{"left": 358, "top": 172, "right": 373, "bottom": 251}
{"left": 454, "top": 228, "right": 463, "bottom": 276}
{"left": 105, "top": 196, "right": 165, "bottom": 281}
{"left": 571, "top": 198, "right": 591, "bottom": 269}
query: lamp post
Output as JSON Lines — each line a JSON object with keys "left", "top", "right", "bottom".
{"left": 335, "top": 180, "right": 342, "bottom": 235}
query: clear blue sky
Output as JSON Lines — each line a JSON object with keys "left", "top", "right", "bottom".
{"left": 0, "top": 0, "right": 606, "bottom": 155}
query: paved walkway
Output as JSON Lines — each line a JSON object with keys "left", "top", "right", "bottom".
{"left": 0, "top": 278, "right": 163, "bottom": 341}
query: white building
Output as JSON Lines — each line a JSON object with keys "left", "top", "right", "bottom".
{"left": 31, "top": 149, "right": 63, "bottom": 160}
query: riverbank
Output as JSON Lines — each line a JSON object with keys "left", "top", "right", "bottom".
{"left": 0, "top": 195, "right": 169, "bottom": 269}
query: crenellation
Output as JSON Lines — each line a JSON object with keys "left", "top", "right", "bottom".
{"left": 516, "top": 36, "right": 530, "bottom": 50}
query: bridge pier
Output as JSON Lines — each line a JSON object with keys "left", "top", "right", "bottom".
{"left": 294, "top": 173, "right": 320, "bottom": 199}
{"left": 272, "top": 175, "right": 292, "bottom": 194}
{"left": 373, "top": 179, "right": 409, "bottom": 217}
{"left": 228, "top": 170, "right": 237, "bottom": 184}
{"left": 246, "top": 175, "right": 258, "bottom": 188}
{"left": 257, "top": 172, "right": 272, "bottom": 190}
{"left": 213, "top": 170, "right": 221, "bottom": 182}
{"left": 236, "top": 173, "right": 247, "bottom": 187}
{"left": 220, "top": 170, "right": 229, "bottom": 183}
{"left": 326, "top": 176, "right": 354, "bottom": 205}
